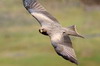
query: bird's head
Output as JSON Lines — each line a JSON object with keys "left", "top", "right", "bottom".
{"left": 39, "top": 28, "right": 48, "bottom": 36}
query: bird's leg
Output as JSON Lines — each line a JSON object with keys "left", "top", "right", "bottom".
{"left": 39, "top": 28, "right": 48, "bottom": 36}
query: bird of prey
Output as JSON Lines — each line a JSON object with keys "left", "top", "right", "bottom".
{"left": 23, "top": 0, "right": 84, "bottom": 65}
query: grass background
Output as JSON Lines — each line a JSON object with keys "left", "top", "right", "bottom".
{"left": 0, "top": 0, "right": 100, "bottom": 66}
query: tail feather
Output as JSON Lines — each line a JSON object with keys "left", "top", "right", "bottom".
{"left": 66, "top": 25, "right": 84, "bottom": 38}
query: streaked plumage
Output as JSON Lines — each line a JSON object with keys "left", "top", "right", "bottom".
{"left": 23, "top": 0, "right": 84, "bottom": 65}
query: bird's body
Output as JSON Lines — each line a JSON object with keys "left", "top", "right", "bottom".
{"left": 23, "top": 0, "right": 84, "bottom": 65}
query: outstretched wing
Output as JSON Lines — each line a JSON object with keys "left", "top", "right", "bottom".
{"left": 23, "top": 0, "right": 59, "bottom": 26}
{"left": 51, "top": 33, "right": 78, "bottom": 65}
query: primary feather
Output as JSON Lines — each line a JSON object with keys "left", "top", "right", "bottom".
{"left": 51, "top": 33, "right": 78, "bottom": 64}
{"left": 23, "top": 0, "right": 59, "bottom": 26}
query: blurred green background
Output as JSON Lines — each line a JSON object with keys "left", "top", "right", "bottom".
{"left": 0, "top": 0, "right": 100, "bottom": 66}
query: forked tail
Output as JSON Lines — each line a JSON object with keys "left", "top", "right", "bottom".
{"left": 65, "top": 25, "right": 84, "bottom": 38}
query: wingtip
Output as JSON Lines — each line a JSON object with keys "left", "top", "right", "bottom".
{"left": 69, "top": 57, "right": 79, "bottom": 65}
{"left": 61, "top": 55, "right": 78, "bottom": 65}
{"left": 73, "top": 60, "right": 79, "bottom": 65}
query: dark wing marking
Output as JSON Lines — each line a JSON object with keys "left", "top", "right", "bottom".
{"left": 23, "top": 0, "right": 59, "bottom": 26}
{"left": 51, "top": 33, "right": 78, "bottom": 64}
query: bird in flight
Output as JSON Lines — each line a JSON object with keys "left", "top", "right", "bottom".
{"left": 23, "top": 0, "right": 84, "bottom": 65}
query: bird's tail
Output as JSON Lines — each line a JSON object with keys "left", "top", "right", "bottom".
{"left": 65, "top": 25, "right": 84, "bottom": 38}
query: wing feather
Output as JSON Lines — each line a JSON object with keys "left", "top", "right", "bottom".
{"left": 51, "top": 33, "right": 78, "bottom": 64}
{"left": 23, "top": 0, "right": 59, "bottom": 26}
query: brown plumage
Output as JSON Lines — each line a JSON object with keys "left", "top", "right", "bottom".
{"left": 23, "top": 0, "right": 84, "bottom": 65}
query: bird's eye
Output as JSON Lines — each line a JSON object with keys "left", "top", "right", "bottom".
{"left": 63, "top": 32, "right": 66, "bottom": 34}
